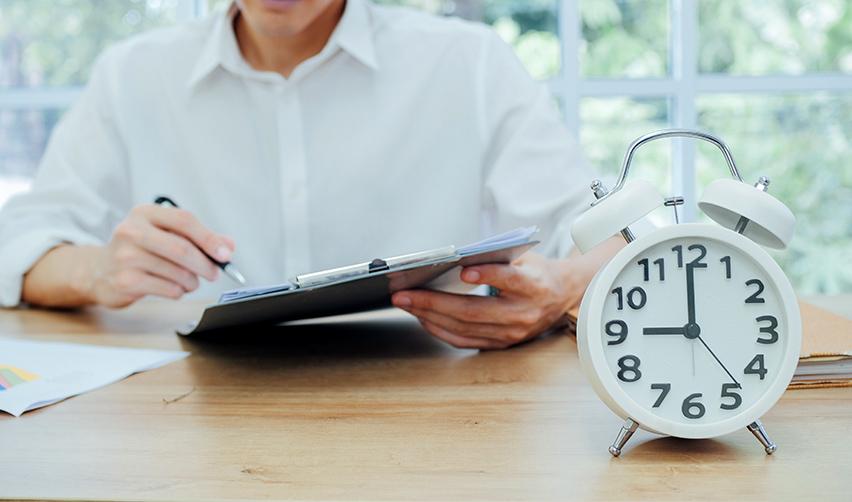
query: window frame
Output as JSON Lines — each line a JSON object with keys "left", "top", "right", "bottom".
{"left": 2, "top": 0, "right": 851, "bottom": 223}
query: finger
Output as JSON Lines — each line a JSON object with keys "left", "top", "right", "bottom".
{"left": 419, "top": 320, "right": 506, "bottom": 350}
{"left": 142, "top": 205, "right": 235, "bottom": 263}
{"left": 135, "top": 223, "right": 220, "bottom": 281}
{"left": 130, "top": 250, "right": 200, "bottom": 292}
{"left": 392, "top": 290, "right": 535, "bottom": 326}
{"left": 460, "top": 263, "right": 540, "bottom": 296}
{"left": 114, "top": 270, "right": 185, "bottom": 300}
{"left": 408, "top": 307, "right": 523, "bottom": 343}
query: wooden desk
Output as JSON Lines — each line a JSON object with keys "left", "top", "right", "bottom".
{"left": 1, "top": 300, "right": 849, "bottom": 501}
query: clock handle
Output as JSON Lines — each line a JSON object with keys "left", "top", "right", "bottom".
{"left": 590, "top": 129, "right": 743, "bottom": 208}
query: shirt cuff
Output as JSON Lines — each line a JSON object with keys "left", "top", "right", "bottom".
{"left": 0, "top": 228, "right": 101, "bottom": 308}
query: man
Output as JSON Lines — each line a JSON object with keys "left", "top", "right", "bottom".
{"left": 0, "top": 0, "right": 620, "bottom": 349}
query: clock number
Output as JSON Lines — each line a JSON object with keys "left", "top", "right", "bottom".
{"left": 627, "top": 287, "right": 646, "bottom": 309}
{"left": 687, "top": 244, "right": 708, "bottom": 268}
{"left": 720, "top": 383, "right": 742, "bottom": 410}
{"left": 756, "top": 315, "right": 779, "bottom": 344}
{"left": 605, "top": 320, "right": 628, "bottom": 345}
{"left": 672, "top": 245, "right": 683, "bottom": 268}
{"left": 638, "top": 258, "right": 665, "bottom": 281}
{"left": 617, "top": 355, "right": 642, "bottom": 382}
{"left": 681, "top": 393, "right": 706, "bottom": 419}
{"left": 720, "top": 256, "right": 732, "bottom": 279}
{"left": 745, "top": 279, "right": 766, "bottom": 304}
{"left": 672, "top": 244, "right": 707, "bottom": 268}
{"left": 744, "top": 354, "right": 767, "bottom": 380}
{"left": 654, "top": 258, "right": 665, "bottom": 281}
{"left": 611, "top": 287, "right": 647, "bottom": 310}
{"left": 650, "top": 383, "right": 671, "bottom": 408}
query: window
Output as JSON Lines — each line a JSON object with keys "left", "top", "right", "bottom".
{"left": 0, "top": 0, "right": 191, "bottom": 202}
{"left": 1, "top": 0, "right": 850, "bottom": 294}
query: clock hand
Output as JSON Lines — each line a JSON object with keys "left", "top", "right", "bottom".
{"left": 697, "top": 335, "right": 741, "bottom": 388}
{"left": 643, "top": 327, "right": 686, "bottom": 335}
{"left": 686, "top": 263, "right": 697, "bottom": 325}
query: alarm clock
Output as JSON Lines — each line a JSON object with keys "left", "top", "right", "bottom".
{"left": 571, "top": 129, "right": 801, "bottom": 457}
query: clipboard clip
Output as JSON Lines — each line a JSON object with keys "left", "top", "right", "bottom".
{"left": 368, "top": 258, "right": 390, "bottom": 273}
{"left": 293, "top": 245, "right": 456, "bottom": 289}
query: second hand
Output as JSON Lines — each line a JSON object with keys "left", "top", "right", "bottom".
{"left": 697, "top": 335, "right": 741, "bottom": 387}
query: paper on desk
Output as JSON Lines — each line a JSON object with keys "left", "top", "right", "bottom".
{"left": 0, "top": 339, "right": 188, "bottom": 417}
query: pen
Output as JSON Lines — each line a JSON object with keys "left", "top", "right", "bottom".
{"left": 153, "top": 195, "right": 247, "bottom": 285}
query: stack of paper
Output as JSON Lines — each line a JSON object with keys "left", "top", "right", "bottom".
{"left": 791, "top": 302, "right": 852, "bottom": 389}
{"left": 0, "top": 339, "right": 188, "bottom": 416}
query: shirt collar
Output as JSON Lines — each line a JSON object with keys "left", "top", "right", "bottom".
{"left": 332, "top": 0, "right": 378, "bottom": 70}
{"left": 187, "top": 0, "right": 377, "bottom": 90}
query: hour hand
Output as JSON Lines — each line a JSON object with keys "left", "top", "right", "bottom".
{"left": 643, "top": 327, "right": 686, "bottom": 335}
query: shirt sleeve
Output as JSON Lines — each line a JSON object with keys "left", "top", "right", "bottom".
{"left": 477, "top": 31, "right": 596, "bottom": 258}
{"left": 0, "top": 50, "right": 131, "bottom": 307}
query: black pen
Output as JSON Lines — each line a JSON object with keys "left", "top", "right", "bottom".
{"left": 153, "top": 196, "right": 247, "bottom": 285}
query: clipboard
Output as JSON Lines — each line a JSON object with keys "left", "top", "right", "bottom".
{"left": 178, "top": 227, "right": 539, "bottom": 335}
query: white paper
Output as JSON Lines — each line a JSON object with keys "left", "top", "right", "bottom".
{"left": 218, "top": 282, "right": 295, "bottom": 303}
{"left": 458, "top": 226, "right": 539, "bottom": 256}
{"left": 0, "top": 339, "right": 189, "bottom": 417}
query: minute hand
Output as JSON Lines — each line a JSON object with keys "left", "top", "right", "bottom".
{"left": 686, "top": 263, "right": 697, "bottom": 324}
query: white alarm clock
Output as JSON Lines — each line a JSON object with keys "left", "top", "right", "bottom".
{"left": 571, "top": 129, "right": 801, "bottom": 457}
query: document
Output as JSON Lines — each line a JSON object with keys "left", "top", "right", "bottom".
{"left": 790, "top": 302, "right": 852, "bottom": 389}
{"left": 0, "top": 339, "right": 188, "bottom": 417}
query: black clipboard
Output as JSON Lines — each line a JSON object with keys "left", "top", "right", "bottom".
{"left": 178, "top": 235, "right": 538, "bottom": 336}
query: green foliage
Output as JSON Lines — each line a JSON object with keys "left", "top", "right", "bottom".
{"left": 580, "top": 0, "right": 668, "bottom": 77}
{"left": 375, "top": 0, "right": 560, "bottom": 78}
{"left": 0, "top": 0, "right": 176, "bottom": 87}
{"left": 699, "top": 0, "right": 852, "bottom": 74}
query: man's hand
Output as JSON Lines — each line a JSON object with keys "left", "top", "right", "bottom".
{"left": 391, "top": 253, "right": 579, "bottom": 350}
{"left": 22, "top": 204, "right": 235, "bottom": 308}
{"left": 391, "top": 238, "right": 624, "bottom": 350}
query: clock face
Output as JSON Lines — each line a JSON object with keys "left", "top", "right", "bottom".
{"left": 599, "top": 233, "right": 791, "bottom": 428}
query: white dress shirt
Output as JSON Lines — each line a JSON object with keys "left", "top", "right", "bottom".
{"left": 0, "top": 0, "right": 594, "bottom": 307}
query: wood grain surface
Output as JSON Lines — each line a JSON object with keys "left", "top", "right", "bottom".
{"left": 0, "top": 299, "right": 849, "bottom": 501}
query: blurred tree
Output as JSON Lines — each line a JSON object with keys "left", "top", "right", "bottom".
{"left": 375, "top": 0, "right": 560, "bottom": 79}
{"left": 0, "top": 0, "right": 176, "bottom": 177}
{"left": 0, "top": 0, "right": 178, "bottom": 88}
{"left": 580, "top": 0, "right": 668, "bottom": 77}
{"left": 699, "top": 0, "right": 852, "bottom": 75}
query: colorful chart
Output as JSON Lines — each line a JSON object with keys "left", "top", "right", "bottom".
{"left": 0, "top": 365, "right": 40, "bottom": 391}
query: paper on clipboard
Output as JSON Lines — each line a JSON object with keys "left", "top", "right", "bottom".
{"left": 217, "top": 227, "right": 537, "bottom": 304}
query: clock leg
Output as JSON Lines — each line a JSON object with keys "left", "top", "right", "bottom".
{"left": 608, "top": 418, "right": 639, "bottom": 457}
{"left": 747, "top": 419, "right": 778, "bottom": 454}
